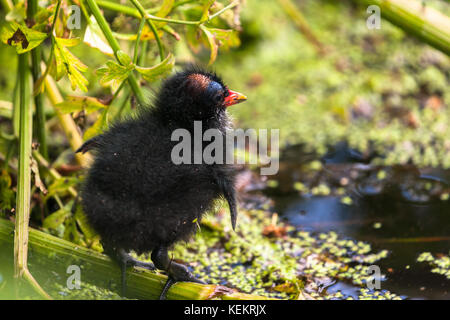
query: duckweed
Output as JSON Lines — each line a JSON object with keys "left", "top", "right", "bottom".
{"left": 417, "top": 252, "right": 450, "bottom": 280}
{"left": 171, "top": 208, "right": 400, "bottom": 299}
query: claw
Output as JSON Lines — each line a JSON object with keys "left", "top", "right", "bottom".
{"left": 160, "top": 278, "right": 175, "bottom": 300}
{"left": 159, "top": 276, "right": 206, "bottom": 300}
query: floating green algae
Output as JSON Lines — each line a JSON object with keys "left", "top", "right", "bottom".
{"left": 417, "top": 252, "right": 450, "bottom": 280}
{"left": 171, "top": 206, "right": 399, "bottom": 300}
{"left": 211, "top": 0, "right": 450, "bottom": 168}
{"left": 53, "top": 282, "right": 124, "bottom": 300}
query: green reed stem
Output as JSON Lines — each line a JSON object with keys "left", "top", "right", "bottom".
{"left": 129, "top": 0, "right": 165, "bottom": 61}
{"left": 133, "top": 17, "right": 146, "bottom": 64}
{"left": 14, "top": 52, "right": 51, "bottom": 300}
{"left": 85, "top": 0, "right": 146, "bottom": 105}
{"left": 28, "top": 0, "right": 48, "bottom": 159}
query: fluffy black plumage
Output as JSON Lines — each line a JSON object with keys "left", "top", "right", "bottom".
{"left": 78, "top": 67, "right": 245, "bottom": 296}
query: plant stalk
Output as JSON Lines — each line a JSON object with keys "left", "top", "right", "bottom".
{"left": 14, "top": 52, "right": 51, "bottom": 300}
{"left": 85, "top": 0, "right": 146, "bottom": 105}
{"left": 1, "top": 219, "right": 273, "bottom": 300}
{"left": 133, "top": 17, "right": 147, "bottom": 64}
{"left": 28, "top": 0, "right": 48, "bottom": 159}
{"left": 42, "top": 69, "right": 91, "bottom": 167}
{"left": 97, "top": 0, "right": 239, "bottom": 25}
{"left": 355, "top": 0, "right": 450, "bottom": 56}
{"left": 129, "top": 0, "right": 165, "bottom": 60}
{"left": 278, "top": 0, "right": 326, "bottom": 55}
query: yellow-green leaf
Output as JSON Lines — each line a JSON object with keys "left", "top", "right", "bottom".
{"left": 83, "top": 108, "right": 109, "bottom": 141}
{"left": 55, "top": 37, "right": 80, "bottom": 47}
{"left": 206, "top": 28, "right": 240, "bottom": 50}
{"left": 186, "top": 25, "right": 202, "bottom": 54}
{"left": 74, "top": 204, "right": 99, "bottom": 241}
{"left": 44, "top": 177, "right": 80, "bottom": 201}
{"left": 53, "top": 37, "right": 88, "bottom": 91}
{"left": 55, "top": 96, "right": 107, "bottom": 114}
{"left": 200, "top": 25, "right": 218, "bottom": 65}
{"left": 0, "top": 170, "right": 15, "bottom": 211}
{"left": 5, "top": 2, "right": 26, "bottom": 22}
{"left": 97, "top": 60, "right": 135, "bottom": 91}
{"left": 83, "top": 15, "right": 114, "bottom": 56}
{"left": 154, "top": 0, "right": 175, "bottom": 28}
{"left": 200, "top": 0, "right": 216, "bottom": 21}
{"left": 1, "top": 21, "right": 48, "bottom": 54}
{"left": 135, "top": 53, "right": 175, "bottom": 82}
{"left": 43, "top": 206, "right": 71, "bottom": 229}
{"left": 117, "top": 50, "right": 133, "bottom": 66}
{"left": 157, "top": 0, "right": 175, "bottom": 17}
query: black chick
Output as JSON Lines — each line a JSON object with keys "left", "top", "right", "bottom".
{"left": 77, "top": 67, "right": 247, "bottom": 298}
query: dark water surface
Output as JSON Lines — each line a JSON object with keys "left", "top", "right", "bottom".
{"left": 268, "top": 144, "right": 450, "bottom": 299}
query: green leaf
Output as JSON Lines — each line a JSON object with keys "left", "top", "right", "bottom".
{"left": 200, "top": 25, "right": 218, "bottom": 65}
{"left": 154, "top": 0, "right": 175, "bottom": 28}
{"left": 200, "top": 0, "right": 216, "bottom": 21}
{"left": 5, "top": 2, "right": 26, "bottom": 22}
{"left": 186, "top": 25, "right": 201, "bottom": 54}
{"left": 64, "top": 218, "right": 86, "bottom": 246}
{"left": 198, "top": 26, "right": 240, "bottom": 65}
{"left": 74, "top": 204, "right": 99, "bottom": 242}
{"left": 55, "top": 37, "right": 80, "bottom": 47}
{"left": 33, "top": 6, "right": 55, "bottom": 30}
{"left": 53, "top": 37, "right": 89, "bottom": 91}
{"left": 83, "top": 108, "right": 109, "bottom": 141}
{"left": 206, "top": 28, "right": 240, "bottom": 50}
{"left": 157, "top": 0, "right": 175, "bottom": 17}
{"left": 33, "top": 61, "right": 54, "bottom": 96}
{"left": 135, "top": 53, "right": 175, "bottom": 82}
{"left": 55, "top": 96, "right": 107, "bottom": 114}
{"left": 1, "top": 21, "right": 48, "bottom": 54}
{"left": 44, "top": 177, "right": 80, "bottom": 201}
{"left": 117, "top": 50, "right": 133, "bottom": 66}
{"left": 43, "top": 206, "right": 71, "bottom": 229}
{"left": 0, "top": 170, "right": 15, "bottom": 211}
{"left": 83, "top": 15, "right": 114, "bottom": 56}
{"left": 97, "top": 60, "right": 135, "bottom": 91}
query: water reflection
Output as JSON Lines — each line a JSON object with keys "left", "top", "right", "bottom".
{"left": 268, "top": 144, "right": 450, "bottom": 299}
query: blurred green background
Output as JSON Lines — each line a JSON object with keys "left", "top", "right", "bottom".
{"left": 1, "top": 0, "right": 449, "bottom": 166}
{"left": 1, "top": 0, "right": 450, "bottom": 300}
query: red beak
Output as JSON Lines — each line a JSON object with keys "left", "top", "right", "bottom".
{"left": 224, "top": 89, "right": 247, "bottom": 107}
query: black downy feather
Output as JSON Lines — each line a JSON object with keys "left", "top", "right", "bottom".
{"left": 79, "top": 67, "right": 238, "bottom": 254}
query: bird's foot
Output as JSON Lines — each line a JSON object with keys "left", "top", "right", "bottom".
{"left": 116, "top": 249, "right": 155, "bottom": 297}
{"left": 160, "top": 262, "right": 206, "bottom": 300}
{"left": 151, "top": 246, "right": 206, "bottom": 300}
{"left": 124, "top": 255, "right": 156, "bottom": 271}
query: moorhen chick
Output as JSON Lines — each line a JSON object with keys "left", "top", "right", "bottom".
{"left": 77, "top": 67, "right": 247, "bottom": 299}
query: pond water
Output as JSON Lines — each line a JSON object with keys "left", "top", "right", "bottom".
{"left": 266, "top": 143, "right": 450, "bottom": 299}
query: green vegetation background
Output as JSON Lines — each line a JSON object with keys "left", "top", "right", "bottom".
{"left": 1, "top": 0, "right": 450, "bottom": 300}
{"left": 1, "top": 0, "right": 450, "bottom": 167}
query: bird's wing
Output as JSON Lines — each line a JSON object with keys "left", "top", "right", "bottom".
{"left": 75, "top": 135, "right": 103, "bottom": 154}
{"left": 213, "top": 168, "right": 238, "bottom": 231}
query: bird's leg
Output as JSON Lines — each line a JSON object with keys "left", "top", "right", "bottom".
{"left": 151, "top": 246, "right": 206, "bottom": 300}
{"left": 105, "top": 247, "right": 155, "bottom": 297}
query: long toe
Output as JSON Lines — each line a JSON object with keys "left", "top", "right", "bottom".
{"left": 170, "top": 262, "right": 205, "bottom": 283}
{"left": 131, "top": 259, "right": 156, "bottom": 271}
{"left": 159, "top": 263, "right": 207, "bottom": 300}
{"left": 159, "top": 278, "right": 175, "bottom": 300}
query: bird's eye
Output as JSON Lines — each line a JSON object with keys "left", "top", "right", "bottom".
{"left": 214, "top": 94, "right": 223, "bottom": 103}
